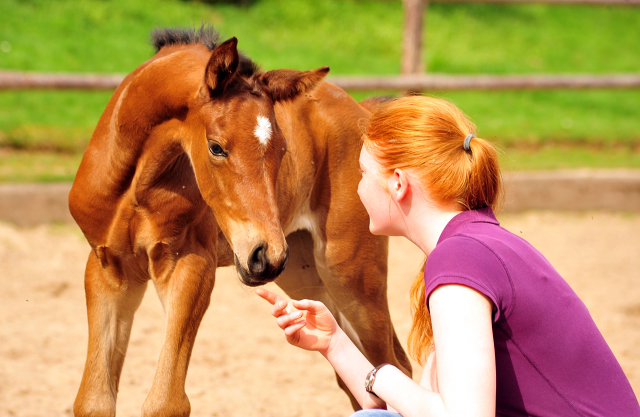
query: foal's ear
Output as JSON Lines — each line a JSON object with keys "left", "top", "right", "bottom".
{"left": 204, "top": 37, "right": 240, "bottom": 94}
{"left": 259, "top": 66, "right": 330, "bottom": 102}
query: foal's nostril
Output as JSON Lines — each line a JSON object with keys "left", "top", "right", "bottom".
{"left": 248, "top": 243, "right": 267, "bottom": 275}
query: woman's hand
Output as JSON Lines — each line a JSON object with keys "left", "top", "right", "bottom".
{"left": 256, "top": 288, "right": 340, "bottom": 355}
{"left": 257, "top": 288, "right": 388, "bottom": 410}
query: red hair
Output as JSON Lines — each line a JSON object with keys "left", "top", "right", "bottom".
{"left": 362, "top": 96, "right": 503, "bottom": 364}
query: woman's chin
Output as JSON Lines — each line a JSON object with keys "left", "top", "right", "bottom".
{"left": 369, "top": 223, "right": 397, "bottom": 237}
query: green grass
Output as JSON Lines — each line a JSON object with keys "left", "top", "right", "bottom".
{"left": 500, "top": 146, "right": 640, "bottom": 171}
{"left": 3, "top": 144, "right": 639, "bottom": 184}
{"left": 0, "top": 91, "right": 111, "bottom": 152}
{"left": 0, "top": 149, "right": 83, "bottom": 182}
{"left": 1, "top": 0, "right": 639, "bottom": 181}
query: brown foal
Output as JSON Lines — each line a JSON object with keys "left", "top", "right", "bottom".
{"left": 69, "top": 26, "right": 410, "bottom": 416}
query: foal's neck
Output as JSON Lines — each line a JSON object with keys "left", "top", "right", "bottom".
{"left": 102, "top": 51, "right": 203, "bottom": 198}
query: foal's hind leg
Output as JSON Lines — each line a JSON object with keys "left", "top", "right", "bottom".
{"left": 74, "top": 250, "right": 148, "bottom": 417}
{"left": 141, "top": 245, "right": 215, "bottom": 417}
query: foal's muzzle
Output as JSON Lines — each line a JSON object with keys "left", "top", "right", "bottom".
{"left": 235, "top": 242, "right": 289, "bottom": 286}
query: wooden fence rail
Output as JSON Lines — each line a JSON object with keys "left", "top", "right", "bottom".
{"left": 2, "top": 70, "right": 640, "bottom": 91}
{"left": 0, "top": 71, "right": 126, "bottom": 90}
{"left": 433, "top": 0, "right": 640, "bottom": 4}
{"left": 329, "top": 73, "right": 640, "bottom": 91}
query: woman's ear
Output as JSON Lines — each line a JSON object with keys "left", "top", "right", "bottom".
{"left": 390, "top": 169, "right": 410, "bottom": 202}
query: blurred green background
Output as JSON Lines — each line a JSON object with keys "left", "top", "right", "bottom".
{"left": 1, "top": 0, "right": 639, "bottom": 181}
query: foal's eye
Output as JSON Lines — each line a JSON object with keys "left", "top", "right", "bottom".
{"left": 208, "top": 142, "right": 227, "bottom": 157}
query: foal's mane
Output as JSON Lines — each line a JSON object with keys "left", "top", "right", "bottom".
{"left": 151, "top": 25, "right": 260, "bottom": 78}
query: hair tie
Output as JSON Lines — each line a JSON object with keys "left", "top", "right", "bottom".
{"left": 463, "top": 134, "right": 475, "bottom": 152}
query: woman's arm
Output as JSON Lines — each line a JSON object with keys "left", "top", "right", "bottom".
{"left": 320, "top": 321, "right": 390, "bottom": 409}
{"left": 371, "top": 284, "right": 496, "bottom": 417}
{"left": 429, "top": 284, "right": 496, "bottom": 417}
{"left": 257, "top": 283, "right": 496, "bottom": 416}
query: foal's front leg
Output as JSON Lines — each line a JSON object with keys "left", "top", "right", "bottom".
{"left": 141, "top": 248, "right": 215, "bottom": 417}
{"left": 74, "top": 251, "right": 148, "bottom": 417}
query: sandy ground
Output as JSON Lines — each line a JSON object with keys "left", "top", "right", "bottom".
{"left": 1, "top": 211, "right": 639, "bottom": 417}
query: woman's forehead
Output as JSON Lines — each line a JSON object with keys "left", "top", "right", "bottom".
{"left": 359, "top": 146, "right": 375, "bottom": 165}
{"left": 360, "top": 147, "right": 389, "bottom": 178}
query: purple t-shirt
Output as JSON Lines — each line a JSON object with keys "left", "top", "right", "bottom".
{"left": 424, "top": 207, "right": 640, "bottom": 416}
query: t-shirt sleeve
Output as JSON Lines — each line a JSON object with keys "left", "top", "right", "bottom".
{"left": 424, "top": 235, "right": 514, "bottom": 323}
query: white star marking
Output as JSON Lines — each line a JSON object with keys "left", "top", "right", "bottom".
{"left": 254, "top": 115, "right": 272, "bottom": 146}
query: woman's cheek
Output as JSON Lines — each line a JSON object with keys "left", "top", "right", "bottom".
{"left": 357, "top": 179, "right": 371, "bottom": 211}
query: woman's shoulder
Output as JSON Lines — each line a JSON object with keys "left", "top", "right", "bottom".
{"left": 430, "top": 230, "right": 505, "bottom": 267}
{"left": 436, "top": 215, "right": 538, "bottom": 270}
{"left": 426, "top": 232, "right": 511, "bottom": 287}
{"left": 425, "top": 233, "right": 515, "bottom": 321}
{"left": 437, "top": 207, "right": 522, "bottom": 250}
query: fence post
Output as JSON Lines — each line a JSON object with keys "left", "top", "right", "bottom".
{"left": 402, "top": 0, "right": 427, "bottom": 75}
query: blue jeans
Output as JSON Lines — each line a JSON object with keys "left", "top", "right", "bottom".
{"left": 349, "top": 410, "right": 402, "bottom": 417}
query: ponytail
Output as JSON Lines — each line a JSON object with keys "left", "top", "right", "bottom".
{"left": 462, "top": 135, "right": 505, "bottom": 213}
{"left": 407, "top": 260, "right": 432, "bottom": 365}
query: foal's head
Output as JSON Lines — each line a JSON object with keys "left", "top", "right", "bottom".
{"left": 151, "top": 27, "right": 329, "bottom": 286}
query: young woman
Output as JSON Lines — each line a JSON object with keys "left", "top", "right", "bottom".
{"left": 256, "top": 96, "right": 640, "bottom": 417}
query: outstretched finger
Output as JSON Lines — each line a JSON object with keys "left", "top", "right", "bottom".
{"left": 256, "top": 288, "right": 282, "bottom": 305}
{"left": 256, "top": 288, "right": 296, "bottom": 317}
{"left": 256, "top": 288, "right": 294, "bottom": 317}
